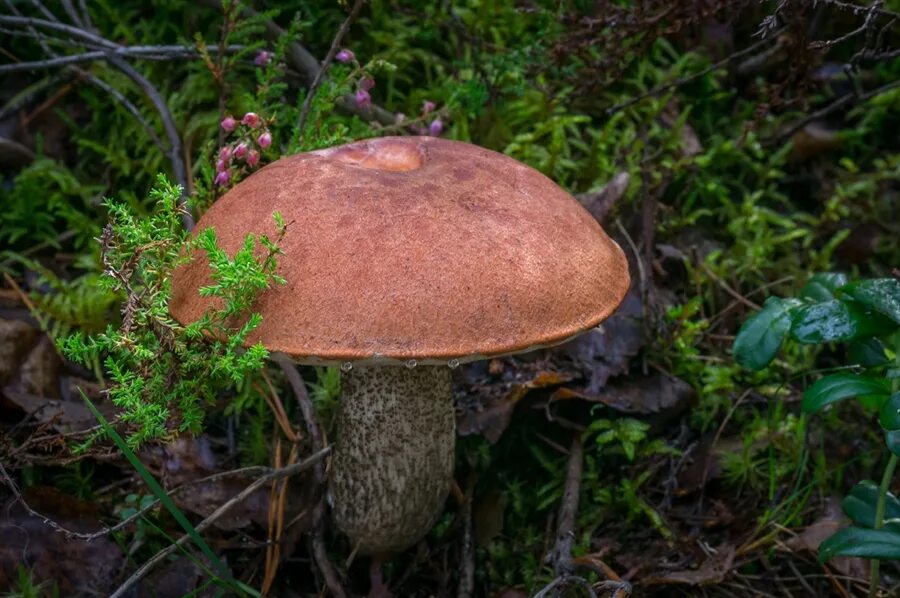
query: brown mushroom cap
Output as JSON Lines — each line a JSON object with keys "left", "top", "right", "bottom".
{"left": 169, "top": 136, "right": 630, "bottom": 365}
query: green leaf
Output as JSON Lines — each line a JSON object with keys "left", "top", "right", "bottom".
{"left": 887, "top": 430, "right": 900, "bottom": 457}
{"left": 842, "top": 279, "right": 900, "bottom": 325}
{"left": 800, "top": 272, "right": 848, "bottom": 302}
{"left": 790, "top": 299, "right": 894, "bottom": 344}
{"left": 881, "top": 393, "right": 900, "bottom": 431}
{"left": 842, "top": 480, "right": 900, "bottom": 533}
{"left": 733, "top": 297, "right": 802, "bottom": 370}
{"left": 802, "top": 374, "right": 891, "bottom": 413}
{"left": 819, "top": 527, "right": 900, "bottom": 562}
{"left": 848, "top": 338, "right": 890, "bottom": 368}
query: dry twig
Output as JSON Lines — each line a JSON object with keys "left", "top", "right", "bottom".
{"left": 297, "top": 0, "right": 367, "bottom": 140}
{"left": 107, "top": 447, "right": 330, "bottom": 598}
{"left": 275, "top": 353, "right": 346, "bottom": 598}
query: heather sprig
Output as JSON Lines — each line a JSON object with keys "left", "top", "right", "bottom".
{"left": 61, "top": 175, "right": 287, "bottom": 447}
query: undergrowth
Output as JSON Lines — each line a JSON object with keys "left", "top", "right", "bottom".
{"left": 1, "top": 0, "right": 899, "bottom": 595}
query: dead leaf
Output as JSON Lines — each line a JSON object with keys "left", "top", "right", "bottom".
{"left": 642, "top": 544, "right": 735, "bottom": 586}
{"left": 675, "top": 436, "right": 746, "bottom": 496}
{"left": 557, "top": 287, "right": 644, "bottom": 394}
{"left": 458, "top": 371, "right": 573, "bottom": 443}
{"left": 142, "top": 436, "right": 283, "bottom": 531}
{"left": 473, "top": 490, "right": 507, "bottom": 547}
{"left": 576, "top": 171, "right": 630, "bottom": 224}
{"left": 0, "top": 487, "right": 124, "bottom": 596}
{"left": 783, "top": 497, "right": 867, "bottom": 580}
{"left": 790, "top": 122, "right": 842, "bottom": 161}
{"left": 0, "top": 137, "right": 35, "bottom": 171}
{"left": 551, "top": 372, "right": 695, "bottom": 423}
{"left": 6, "top": 335, "right": 61, "bottom": 398}
{"left": 0, "top": 318, "right": 38, "bottom": 384}
{"left": 140, "top": 555, "right": 218, "bottom": 598}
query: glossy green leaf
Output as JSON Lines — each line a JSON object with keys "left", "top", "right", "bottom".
{"left": 802, "top": 374, "right": 890, "bottom": 413}
{"left": 843, "top": 278, "right": 900, "bottom": 325}
{"left": 790, "top": 299, "right": 894, "bottom": 344}
{"left": 733, "top": 297, "right": 802, "bottom": 370}
{"left": 848, "top": 337, "right": 890, "bottom": 368}
{"left": 842, "top": 480, "right": 900, "bottom": 533}
{"left": 800, "top": 272, "right": 849, "bottom": 302}
{"left": 819, "top": 527, "right": 900, "bottom": 562}
{"left": 887, "top": 430, "right": 900, "bottom": 457}
{"left": 881, "top": 393, "right": 900, "bottom": 431}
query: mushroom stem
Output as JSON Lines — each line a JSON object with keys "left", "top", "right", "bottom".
{"left": 330, "top": 365, "right": 455, "bottom": 556}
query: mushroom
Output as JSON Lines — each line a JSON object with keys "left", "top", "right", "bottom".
{"left": 169, "top": 136, "right": 629, "bottom": 590}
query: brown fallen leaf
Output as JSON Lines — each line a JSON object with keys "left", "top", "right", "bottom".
{"left": 142, "top": 436, "right": 273, "bottom": 531}
{"left": 457, "top": 371, "right": 573, "bottom": 443}
{"left": 789, "top": 122, "right": 842, "bottom": 161}
{"left": 140, "top": 555, "right": 218, "bottom": 598}
{"left": 576, "top": 171, "right": 630, "bottom": 224}
{"left": 7, "top": 335, "right": 61, "bottom": 398}
{"left": 473, "top": 489, "right": 507, "bottom": 548}
{"left": 642, "top": 544, "right": 735, "bottom": 586}
{"left": 556, "top": 287, "right": 644, "bottom": 394}
{"left": 783, "top": 496, "right": 867, "bottom": 580}
{"left": 0, "top": 487, "right": 124, "bottom": 596}
{"left": 675, "top": 436, "right": 749, "bottom": 496}
{"left": 0, "top": 317, "right": 38, "bottom": 384}
{"left": 551, "top": 372, "right": 695, "bottom": 423}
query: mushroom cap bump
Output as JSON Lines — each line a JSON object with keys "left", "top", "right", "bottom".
{"left": 169, "top": 136, "right": 630, "bottom": 364}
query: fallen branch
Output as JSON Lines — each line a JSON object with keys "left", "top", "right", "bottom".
{"left": 457, "top": 473, "right": 477, "bottom": 598}
{"left": 546, "top": 433, "right": 584, "bottom": 576}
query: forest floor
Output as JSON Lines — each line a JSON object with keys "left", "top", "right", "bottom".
{"left": 1, "top": 1, "right": 899, "bottom": 597}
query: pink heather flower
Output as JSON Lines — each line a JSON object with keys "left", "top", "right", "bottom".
{"left": 218, "top": 146, "right": 232, "bottom": 162}
{"left": 355, "top": 89, "right": 372, "bottom": 110}
{"left": 359, "top": 77, "right": 375, "bottom": 92}
{"left": 335, "top": 49, "right": 354, "bottom": 63}
{"left": 428, "top": 118, "right": 444, "bottom": 136}
{"left": 241, "top": 112, "right": 261, "bottom": 128}
{"left": 214, "top": 170, "right": 230, "bottom": 186}
{"left": 254, "top": 51, "right": 272, "bottom": 66}
{"left": 257, "top": 131, "right": 272, "bottom": 149}
{"left": 215, "top": 159, "right": 227, "bottom": 173}
{"left": 246, "top": 149, "right": 260, "bottom": 168}
{"left": 422, "top": 100, "right": 436, "bottom": 114}
{"left": 220, "top": 116, "right": 237, "bottom": 132}
{"left": 233, "top": 142, "right": 248, "bottom": 159}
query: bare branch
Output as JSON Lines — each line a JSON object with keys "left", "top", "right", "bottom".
{"left": 779, "top": 77, "right": 900, "bottom": 141}
{"left": 0, "top": 14, "right": 119, "bottom": 49}
{"left": 297, "top": 0, "right": 367, "bottom": 140}
{"left": 0, "top": 10, "right": 194, "bottom": 229}
{"left": 0, "top": 44, "right": 245, "bottom": 74}
{"left": 605, "top": 29, "right": 784, "bottom": 116}
{"left": 545, "top": 433, "right": 584, "bottom": 576}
